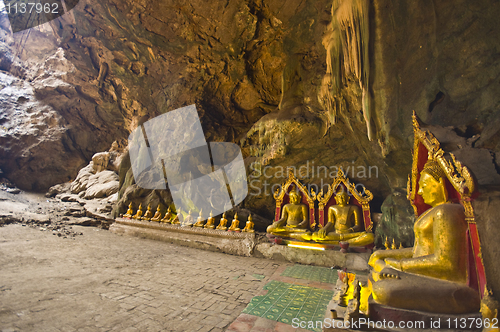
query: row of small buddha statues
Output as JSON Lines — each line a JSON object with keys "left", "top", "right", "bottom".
{"left": 383, "top": 237, "right": 404, "bottom": 250}
{"left": 122, "top": 203, "right": 254, "bottom": 232}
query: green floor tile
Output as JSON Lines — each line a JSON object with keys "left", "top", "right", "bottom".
{"left": 281, "top": 265, "right": 339, "bottom": 284}
{"left": 243, "top": 280, "right": 334, "bottom": 332}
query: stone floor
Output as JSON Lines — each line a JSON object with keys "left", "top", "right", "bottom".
{"left": 0, "top": 223, "right": 340, "bottom": 332}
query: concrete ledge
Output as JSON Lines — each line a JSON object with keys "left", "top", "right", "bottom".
{"left": 110, "top": 218, "right": 256, "bottom": 256}
{"left": 110, "top": 219, "right": 370, "bottom": 271}
{"left": 254, "top": 243, "right": 370, "bottom": 271}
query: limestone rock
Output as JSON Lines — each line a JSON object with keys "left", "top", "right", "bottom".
{"left": 92, "top": 152, "right": 111, "bottom": 173}
{"left": 46, "top": 182, "right": 72, "bottom": 198}
{"left": 70, "top": 164, "right": 94, "bottom": 194}
{"left": 84, "top": 171, "right": 119, "bottom": 199}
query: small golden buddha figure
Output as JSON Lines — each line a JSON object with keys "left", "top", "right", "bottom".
{"left": 384, "top": 237, "right": 390, "bottom": 250}
{"left": 171, "top": 209, "right": 181, "bottom": 225}
{"left": 194, "top": 209, "right": 205, "bottom": 227}
{"left": 123, "top": 203, "right": 134, "bottom": 218}
{"left": 216, "top": 212, "right": 228, "bottom": 230}
{"left": 367, "top": 159, "right": 480, "bottom": 314}
{"left": 181, "top": 210, "right": 194, "bottom": 227}
{"left": 266, "top": 189, "right": 310, "bottom": 238}
{"left": 141, "top": 204, "right": 153, "bottom": 221}
{"left": 204, "top": 211, "right": 215, "bottom": 229}
{"left": 161, "top": 207, "right": 173, "bottom": 223}
{"left": 132, "top": 204, "right": 143, "bottom": 220}
{"left": 151, "top": 205, "right": 163, "bottom": 222}
{"left": 228, "top": 213, "right": 241, "bottom": 232}
{"left": 242, "top": 214, "right": 255, "bottom": 233}
{"left": 309, "top": 191, "right": 373, "bottom": 246}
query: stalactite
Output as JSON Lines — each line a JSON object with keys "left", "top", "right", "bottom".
{"left": 318, "top": 0, "right": 372, "bottom": 140}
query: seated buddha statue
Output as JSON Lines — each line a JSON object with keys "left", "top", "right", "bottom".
{"left": 132, "top": 204, "right": 143, "bottom": 220}
{"left": 367, "top": 159, "right": 480, "bottom": 314}
{"left": 242, "top": 214, "right": 255, "bottom": 233}
{"left": 151, "top": 205, "right": 163, "bottom": 222}
{"left": 161, "top": 207, "right": 173, "bottom": 223}
{"left": 228, "top": 213, "right": 241, "bottom": 232}
{"left": 266, "top": 189, "right": 310, "bottom": 238}
{"left": 171, "top": 209, "right": 181, "bottom": 225}
{"left": 204, "top": 211, "right": 215, "bottom": 229}
{"left": 194, "top": 210, "right": 205, "bottom": 227}
{"left": 123, "top": 202, "right": 134, "bottom": 218}
{"left": 216, "top": 212, "right": 228, "bottom": 230}
{"left": 141, "top": 205, "right": 153, "bottom": 221}
{"left": 181, "top": 210, "right": 194, "bottom": 227}
{"left": 309, "top": 191, "right": 373, "bottom": 246}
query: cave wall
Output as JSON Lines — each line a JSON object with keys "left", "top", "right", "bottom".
{"left": 1, "top": 0, "right": 500, "bottom": 215}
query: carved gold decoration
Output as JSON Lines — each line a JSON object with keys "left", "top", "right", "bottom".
{"left": 273, "top": 169, "right": 315, "bottom": 218}
{"left": 317, "top": 168, "right": 373, "bottom": 232}
{"left": 408, "top": 111, "right": 486, "bottom": 296}
{"left": 409, "top": 111, "right": 475, "bottom": 215}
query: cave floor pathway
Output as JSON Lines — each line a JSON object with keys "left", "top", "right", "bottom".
{"left": 0, "top": 224, "right": 337, "bottom": 332}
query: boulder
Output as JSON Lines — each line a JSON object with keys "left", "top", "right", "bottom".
{"left": 46, "top": 182, "right": 71, "bottom": 198}
{"left": 92, "top": 152, "right": 111, "bottom": 173}
{"left": 84, "top": 171, "right": 119, "bottom": 199}
{"left": 70, "top": 164, "right": 95, "bottom": 194}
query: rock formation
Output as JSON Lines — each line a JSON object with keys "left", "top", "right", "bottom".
{"left": 0, "top": 0, "right": 499, "bottom": 236}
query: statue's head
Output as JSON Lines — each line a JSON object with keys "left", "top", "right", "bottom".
{"left": 288, "top": 187, "right": 302, "bottom": 204}
{"left": 335, "top": 190, "right": 350, "bottom": 206}
{"left": 418, "top": 158, "right": 448, "bottom": 206}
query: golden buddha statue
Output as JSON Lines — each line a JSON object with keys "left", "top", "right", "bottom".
{"left": 308, "top": 191, "right": 373, "bottom": 246}
{"left": 141, "top": 204, "right": 153, "bottom": 221}
{"left": 123, "top": 202, "right": 134, "bottom": 218}
{"left": 132, "top": 204, "right": 143, "bottom": 220}
{"left": 194, "top": 209, "right": 205, "bottom": 227}
{"left": 242, "top": 214, "right": 255, "bottom": 233}
{"left": 216, "top": 212, "right": 228, "bottom": 230}
{"left": 171, "top": 209, "right": 181, "bottom": 225}
{"left": 228, "top": 213, "right": 241, "bottom": 232}
{"left": 181, "top": 210, "right": 194, "bottom": 227}
{"left": 204, "top": 211, "right": 215, "bottom": 229}
{"left": 367, "top": 159, "right": 480, "bottom": 314}
{"left": 161, "top": 207, "right": 173, "bottom": 223}
{"left": 151, "top": 205, "right": 163, "bottom": 222}
{"left": 267, "top": 189, "right": 310, "bottom": 238}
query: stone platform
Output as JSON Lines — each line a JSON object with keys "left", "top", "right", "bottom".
{"left": 110, "top": 218, "right": 370, "bottom": 271}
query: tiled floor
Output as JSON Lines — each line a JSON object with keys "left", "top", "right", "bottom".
{"left": 228, "top": 265, "right": 338, "bottom": 332}
{"left": 280, "top": 265, "right": 338, "bottom": 284}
